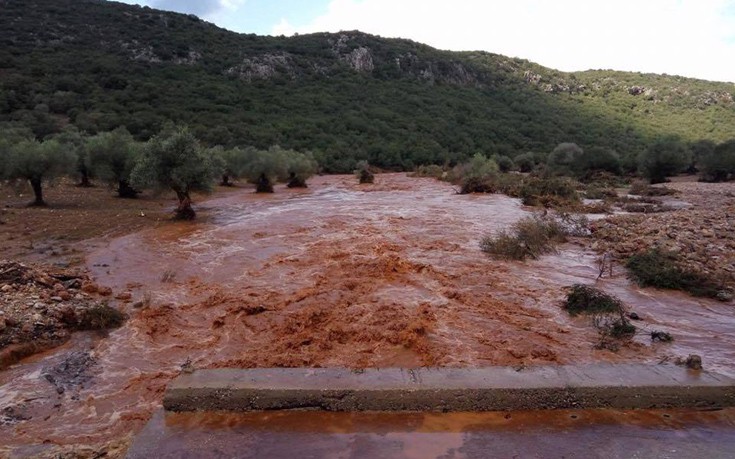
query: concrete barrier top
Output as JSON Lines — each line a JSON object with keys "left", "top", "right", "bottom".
{"left": 169, "top": 365, "right": 731, "bottom": 391}
{"left": 164, "top": 364, "right": 735, "bottom": 412}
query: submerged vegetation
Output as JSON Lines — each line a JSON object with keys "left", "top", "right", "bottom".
{"left": 355, "top": 160, "right": 375, "bottom": 184}
{"left": 625, "top": 249, "right": 724, "bottom": 299}
{"left": 562, "top": 285, "right": 638, "bottom": 351}
{"left": 480, "top": 215, "right": 568, "bottom": 260}
{"left": 563, "top": 284, "right": 625, "bottom": 316}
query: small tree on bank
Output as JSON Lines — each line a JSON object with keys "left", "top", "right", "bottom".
{"left": 88, "top": 128, "right": 140, "bottom": 198}
{"left": 2, "top": 139, "right": 76, "bottom": 206}
{"left": 130, "top": 127, "right": 221, "bottom": 219}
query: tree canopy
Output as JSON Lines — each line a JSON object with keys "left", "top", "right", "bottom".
{"left": 638, "top": 137, "right": 691, "bottom": 184}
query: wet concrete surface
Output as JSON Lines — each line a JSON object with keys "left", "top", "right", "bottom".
{"left": 127, "top": 408, "right": 735, "bottom": 459}
{"left": 163, "top": 365, "right": 735, "bottom": 412}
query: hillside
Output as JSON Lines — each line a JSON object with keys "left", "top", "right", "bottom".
{"left": 1, "top": 0, "right": 734, "bottom": 171}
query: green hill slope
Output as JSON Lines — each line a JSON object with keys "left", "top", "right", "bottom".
{"left": 1, "top": 0, "right": 734, "bottom": 171}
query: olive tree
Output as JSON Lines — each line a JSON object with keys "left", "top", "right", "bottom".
{"left": 638, "top": 137, "right": 691, "bottom": 184}
{"left": 2, "top": 138, "right": 76, "bottom": 206}
{"left": 573, "top": 146, "right": 621, "bottom": 178}
{"left": 87, "top": 128, "right": 140, "bottom": 197}
{"left": 216, "top": 146, "right": 257, "bottom": 186}
{"left": 52, "top": 126, "right": 91, "bottom": 187}
{"left": 130, "top": 127, "right": 221, "bottom": 219}
{"left": 243, "top": 146, "right": 289, "bottom": 193}
{"left": 281, "top": 148, "right": 318, "bottom": 188}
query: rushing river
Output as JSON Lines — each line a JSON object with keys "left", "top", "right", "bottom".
{"left": 2, "top": 174, "right": 734, "bottom": 456}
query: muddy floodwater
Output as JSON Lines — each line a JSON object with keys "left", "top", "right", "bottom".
{"left": 2, "top": 174, "right": 735, "bottom": 454}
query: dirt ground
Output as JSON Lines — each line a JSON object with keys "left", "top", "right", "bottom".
{"left": 591, "top": 179, "right": 735, "bottom": 289}
{"left": 0, "top": 179, "right": 241, "bottom": 264}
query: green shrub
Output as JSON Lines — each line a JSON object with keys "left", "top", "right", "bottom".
{"left": 585, "top": 187, "right": 617, "bottom": 199}
{"left": 410, "top": 164, "right": 445, "bottom": 179}
{"left": 519, "top": 176, "right": 580, "bottom": 207}
{"left": 608, "top": 319, "right": 637, "bottom": 339}
{"left": 76, "top": 304, "right": 126, "bottom": 330}
{"left": 491, "top": 154, "right": 515, "bottom": 173}
{"left": 563, "top": 284, "right": 624, "bottom": 316}
{"left": 629, "top": 180, "right": 676, "bottom": 196}
{"left": 452, "top": 154, "right": 499, "bottom": 194}
{"left": 562, "top": 285, "right": 636, "bottom": 350}
{"left": 626, "top": 249, "right": 722, "bottom": 298}
{"left": 480, "top": 215, "right": 566, "bottom": 260}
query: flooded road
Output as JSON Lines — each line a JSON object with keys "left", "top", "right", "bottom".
{"left": 127, "top": 409, "right": 735, "bottom": 459}
{"left": 2, "top": 174, "right": 734, "bottom": 455}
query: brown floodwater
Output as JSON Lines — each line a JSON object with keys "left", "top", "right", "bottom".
{"left": 2, "top": 173, "right": 734, "bottom": 455}
{"left": 125, "top": 408, "right": 735, "bottom": 459}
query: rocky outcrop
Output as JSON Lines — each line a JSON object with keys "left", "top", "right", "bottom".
{"left": 343, "top": 46, "right": 374, "bottom": 73}
{"left": 225, "top": 52, "right": 295, "bottom": 81}
{"left": 173, "top": 50, "right": 202, "bottom": 66}
{"left": 329, "top": 34, "right": 374, "bottom": 73}
{"left": 524, "top": 70, "right": 542, "bottom": 84}
{"left": 699, "top": 91, "right": 734, "bottom": 106}
{"left": 394, "top": 52, "right": 478, "bottom": 86}
{"left": 120, "top": 41, "right": 200, "bottom": 65}
{"left": 121, "top": 41, "right": 162, "bottom": 63}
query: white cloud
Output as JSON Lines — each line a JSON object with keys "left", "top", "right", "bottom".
{"left": 272, "top": 18, "right": 296, "bottom": 36}
{"left": 271, "top": 0, "right": 735, "bottom": 82}
{"left": 115, "top": 0, "right": 246, "bottom": 20}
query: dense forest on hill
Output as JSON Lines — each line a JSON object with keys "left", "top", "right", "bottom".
{"left": 1, "top": 0, "right": 734, "bottom": 171}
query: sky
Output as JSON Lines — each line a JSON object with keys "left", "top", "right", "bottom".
{"left": 114, "top": 0, "right": 735, "bottom": 83}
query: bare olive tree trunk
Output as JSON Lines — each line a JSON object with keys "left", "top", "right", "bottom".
{"left": 255, "top": 173, "right": 273, "bottom": 193}
{"left": 117, "top": 180, "right": 139, "bottom": 198}
{"left": 175, "top": 190, "right": 195, "bottom": 220}
{"left": 29, "top": 177, "right": 45, "bottom": 207}
{"left": 78, "top": 167, "right": 92, "bottom": 187}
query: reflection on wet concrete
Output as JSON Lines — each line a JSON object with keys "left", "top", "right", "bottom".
{"left": 128, "top": 409, "right": 735, "bottom": 459}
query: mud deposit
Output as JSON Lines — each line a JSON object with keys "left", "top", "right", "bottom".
{"left": 2, "top": 174, "right": 735, "bottom": 456}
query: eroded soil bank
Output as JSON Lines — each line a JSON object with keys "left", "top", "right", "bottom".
{"left": 2, "top": 174, "right": 734, "bottom": 457}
